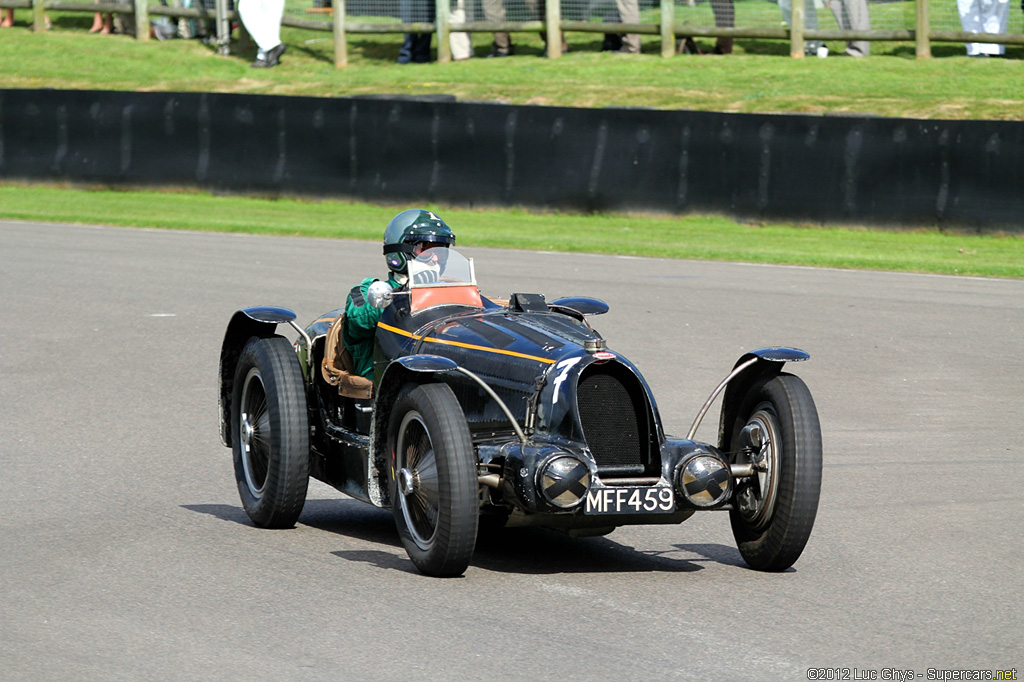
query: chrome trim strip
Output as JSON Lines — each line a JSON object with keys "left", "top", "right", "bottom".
{"left": 686, "top": 357, "right": 759, "bottom": 441}
{"left": 453, "top": 366, "right": 528, "bottom": 445}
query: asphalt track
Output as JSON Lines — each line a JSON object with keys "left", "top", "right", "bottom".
{"left": 1, "top": 220, "right": 1021, "bottom": 681}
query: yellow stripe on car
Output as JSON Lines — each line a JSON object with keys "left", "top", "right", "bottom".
{"left": 377, "top": 321, "right": 555, "bottom": 365}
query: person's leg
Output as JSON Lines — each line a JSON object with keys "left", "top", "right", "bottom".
{"left": 614, "top": 0, "right": 641, "bottom": 53}
{"left": 239, "top": 0, "right": 286, "bottom": 64}
{"left": 410, "top": 33, "right": 432, "bottom": 62}
{"left": 978, "top": 0, "right": 1009, "bottom": 55}
{"left": 398, "top": 0, "right": 433, "bottom": 62}
{"left": 239, "top": 0, "right": 273, "bottom": 51}
{"left": 449, "top": 0, "right": 473, "bottom": 60}
{"left": 781, "top": 0, "right": 823, "bottom": 54}
{"left": 483, "top": 0, "right": 512, "bottom": 55}
{"left": 958, "top": 0, "right": 1005, "bottom": 55}
{"left": 829, "top": 0, "right": 870, "bottom": 56}
{"left": 710, "top": 0, "right": 735, "bottom": 53}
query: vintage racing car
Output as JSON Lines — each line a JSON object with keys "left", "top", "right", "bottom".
{"left": 218, "top": 247, "right": 822, "bottom": 577}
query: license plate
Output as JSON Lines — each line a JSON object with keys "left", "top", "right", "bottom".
{"left": 584, "top": 486, "right": 675, "bottom": 515}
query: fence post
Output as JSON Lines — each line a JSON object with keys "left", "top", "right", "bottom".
{"left": 133, "top": 0, "right": 150, "bottom": 40}
{"left": 437, "top": 0, "right": 451, "bottom": 63}
{"left": 31, "top": 0, "right": 45, "bottom": 32}
{"left": 215, "top": 0, "right": 230, "bottom": 55}
{"left": 660, "top": 0, "right": 675, "bottom": 58}
{"left": 790, "top": 0, "right": 804, "bottom": 57}
{"left": 545, "top": 0, "right": 561, "bottom": 57}
{"left": 915, "top": 0, "right": 931, "bottom": 58}
{"left": 333, "top": 0, "right": 348, "bottom": 67}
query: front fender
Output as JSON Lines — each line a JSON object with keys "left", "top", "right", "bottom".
{"left": 218, "top": 306, "right": 298, "bottom": 447}
{"left": 366, "top": 355, "right": 460, "bottom": 506}
{"left": 714, "top": 347, "right": 810, "bottom": 451}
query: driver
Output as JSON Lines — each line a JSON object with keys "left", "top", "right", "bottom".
{"left": 343, "top": 209, "right": 456, "bottom": 378}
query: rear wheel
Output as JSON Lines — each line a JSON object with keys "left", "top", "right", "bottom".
{"left": 231, "top": 336, "right": 309, "bottom": 529}
{"left": 389, "top": 383, "right": 478, "bottom": 577}
{"left": 726, "top": 373, "right": 821, "bottom": 571}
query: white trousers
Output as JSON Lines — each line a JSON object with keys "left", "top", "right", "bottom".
{"left": 449, "top": 0, "right": 473, "bottom": 60}
{"left": 957, "top": 0, "right": 1010, "bottom": 55}
{"left": 239, "top": 0, "right": 285, "bottom": 53}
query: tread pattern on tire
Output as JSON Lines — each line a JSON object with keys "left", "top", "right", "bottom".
{"left": 232, "top": 336, "right": 310, "bottom": 529}
{"left": 391, "top": 382, "right": 478, "bottom": 577}
{"left": 729, "top": 373, "right": 822, "bottom": 572}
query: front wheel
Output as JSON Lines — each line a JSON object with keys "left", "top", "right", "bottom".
{"left": 726, "top": 373, "right": 821, "bottom": 571}
{"left": 231, "top": 336, "right": 310, "bottom": 529}
{"left": 389, "top": 383, "right": 478, "bottom": 577}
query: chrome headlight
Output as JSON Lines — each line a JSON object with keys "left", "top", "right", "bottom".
{"left": 537, "top": 455, "right": 591, "bottom": 509}
{"left": 678, "top": 454, "right": 732, "bottom": 508}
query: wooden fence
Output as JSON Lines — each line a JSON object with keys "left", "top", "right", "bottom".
{"left": 1, "top": 0, "right": 1021, "bottom": 65}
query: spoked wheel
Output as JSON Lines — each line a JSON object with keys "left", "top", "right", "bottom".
{"left": 231, "top": 336, "right": 309, "bottom": 529}
{"left": 726, "top": 373, "right": 821, "bottom": 571}
{"left": 389, "top": 383, "right": 478, "bottom": 577}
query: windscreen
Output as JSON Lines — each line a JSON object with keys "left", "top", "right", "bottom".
{"left": 408, "top": 247, "right": 476, "bottom": 288}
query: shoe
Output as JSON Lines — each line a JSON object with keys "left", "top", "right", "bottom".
{"left": 251, "top": 47, "right": 279, "bottom": 68}
{"left": 677, "top": 37, "right": 701, "bottom": 55}
{"left": 804, "top": 41, "right": 827, "bottom": 58}
{"left": 712, "top": 38, "right": 733, "bottom": 55}
{"left": 601, "top": 34, "right": 623, "bottom": 51}
{"left": 265, "top": 42, "right": 287, "bottom": 66}
{"left": 486, "top": 48, "right": 511, "bottom": 58}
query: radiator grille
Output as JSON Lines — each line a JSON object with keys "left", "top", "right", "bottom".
{"left": 576, "top": 364, "right": 650, "bottom": 473}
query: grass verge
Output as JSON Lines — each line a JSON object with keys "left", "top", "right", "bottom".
{"left": 2, "top": 184, "right": 1021, "bottom": 278}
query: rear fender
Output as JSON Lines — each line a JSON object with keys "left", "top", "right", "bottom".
{"left": 218, "top": 307, "right": 298, "bottom": 447}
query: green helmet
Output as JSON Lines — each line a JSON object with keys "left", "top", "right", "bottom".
{"left": 383, "top": 209, "right": 456, "bottom": 273}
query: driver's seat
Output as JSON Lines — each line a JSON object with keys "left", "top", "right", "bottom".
{"left": 321, "top": 313, "right": 373, "bottom": 399}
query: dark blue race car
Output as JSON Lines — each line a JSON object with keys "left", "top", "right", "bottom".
{"left": 218, "top": 248, "right": 822, "bottom": 577}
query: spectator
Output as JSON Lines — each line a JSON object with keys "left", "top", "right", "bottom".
{"left": 778, "top": 0, "right": 828, "bottom": 56}
{"left": 710, "top": 0, "right": 734, "bottom": 54}
{"left": 779, "top": 0, "right": 869, "bottom": 57}
{"left": 449, "top": 0, "right": 473, "bottom": 60}
{"left": 3, "top": 8, "right": 51, "bottom": 29}
{"left": 675, "top": 0, "right": 732, "bottom": 55}
{"left": 957, "top": 0, "right": 1010, "bottom": 56}
{"left": 90, "top": 1, "right": 113, "bottom": 34}
{"left": 483, "top": 0, "right": 513, "bottom": 57}
{"left": 238, "top": 0, "right": 287, "bottom": 67}
{"left": 606, "top": 0, "right": 641, "bottom": 54}
{"left": 524, "top": 0, "right": 568, "bottom": 55}
{"left": 398, "top": 0, "right": 434, "bottom": 63}
{"left": 829, "top": 0, "right": 870, "bottom": 56}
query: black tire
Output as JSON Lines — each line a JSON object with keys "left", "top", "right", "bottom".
{"left": 231, "top": 336, "right": 309, "bottom": 529}
{"left": 726, "top": 373, "right": 821, "bottom": 571}
{"left": 389, "top": 383, "right": 478, "bottom": 577}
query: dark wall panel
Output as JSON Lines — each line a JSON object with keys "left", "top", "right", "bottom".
{"left": 1, "top": 89, "right": 1020, "bottom": 232}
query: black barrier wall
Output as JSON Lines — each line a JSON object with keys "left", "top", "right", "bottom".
{"left": 1, "top": 89, "right": 1021, "bottom": 231}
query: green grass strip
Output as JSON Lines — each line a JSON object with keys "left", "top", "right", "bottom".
{"left": 2, "top": 184, "right": 1020, "bottom": 278}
